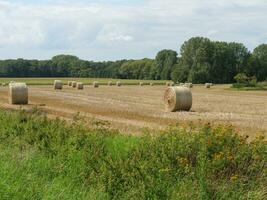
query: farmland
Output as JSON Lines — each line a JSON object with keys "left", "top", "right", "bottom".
{"left": 0, "top": 78, "right": 266, "bottom": 199}
{"left": 0, "top": 79, "right": 266, "bottom": 137}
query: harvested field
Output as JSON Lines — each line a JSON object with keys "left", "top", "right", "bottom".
{"left": 0, "top": 84, "right": 266, "bottom": 137}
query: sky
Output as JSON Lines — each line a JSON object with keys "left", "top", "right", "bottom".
{"left": 0, "top": 0, "right": 266, "bottom": 61}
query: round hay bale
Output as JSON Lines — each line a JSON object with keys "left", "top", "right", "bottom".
{"left": 77, "top": 82, "right": 83, "bottom": 90}
{"left": 72, "top": 81, "right": 77, "bottom": 88}
{"left": 68, "top": 81, "right": 72, "bottom": 86}
{"left": 54, "top": 80, "right": 63, "bottom": 90}
{"left": 139, "top": 82, "right": 144, "bottom": 86}
{"left": 93, "top": 81, "right": 99, "bottom": 88}
{"left": 2, "top": 83, "right": 7, "bottom": 87}
{"left": 184, "top": 83, "right": 193, "bottom": 88}
{"left": 205, "top": 83, "right": 211, "bottom": 88}
{"left": 166, "top": 82, "right": 174, "bottom": 86}
{"left": 116, "top": 81, "right": 122, "bottom": 87}
{"left": 164, "top": 86, "right": 192, "bottom": 112}
{"left": 108, "top": 81, "right": 113, "bottom": 86}
{"left": 150, "top": 82, "right": 154, "bottom": 86}
{"left": 9, "top": 82, "right": 28, "bottom": 105}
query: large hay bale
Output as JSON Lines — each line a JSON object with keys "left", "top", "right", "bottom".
{"left": 150, "top": 82, "right": 154, "bottom": 86}
{"left": 164, "top": 86, "right": 192, "bottom": 112}
{"left": 9, "top": 83, "right": 28, "bottom": 105}
{"left": 72, "top": 81, "right": 77, "bottom": 88}
{"left": 116, "top": 81, "right": 122, "bottom": 87}
{"left": 93, "top": 81, "right": 99, "bottom": 88}
{"left": 139, "top": 82, "right": 144, "bottom": 86}
{"left": 77, "top": 82, "right": 83, "bottom": 90}
{"left": 68, "top": 81, "right": 72, "bottom": 86}
{"left": 54, "top": 80, "right": 63, "bottom": 90}
{"left": 108, "top": 81, "right": 113, "bottom": 86}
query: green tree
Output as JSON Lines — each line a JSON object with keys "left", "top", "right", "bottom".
{"left": 247, "top": 44, "right": 267, "bottom": 81}
{"left": 151, "top": 49, "right": 177, "bottom": 80}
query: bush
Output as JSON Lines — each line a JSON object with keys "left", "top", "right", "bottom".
{"left": 0, "top": 109, "right": 266, "bottom": 199}
{"left": 233, "top": 73, "right": 259, "bottom": 88}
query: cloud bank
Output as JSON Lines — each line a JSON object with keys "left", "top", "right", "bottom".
{"left": 0, "top": 0, "right": 266, "bottom": 60}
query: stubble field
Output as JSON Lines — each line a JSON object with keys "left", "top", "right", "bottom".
{"left": 0, "top": 83, "right": 266, "bottom": 137}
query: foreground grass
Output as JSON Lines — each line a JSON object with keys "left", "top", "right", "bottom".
{"left": 0, "top": 109, "right": 266, "bottom": 200}
{"left": 0, "top": 78, "right": 167, "bottom": 86}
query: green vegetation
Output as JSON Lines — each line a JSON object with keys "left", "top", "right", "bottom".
{"left": 0, "top": 109, "right": 266, "bottom": 199}
{"left": 231, "top": 74, "right": 267, "bottom": 91}
{"left": 0, "top": 37, "right": 266, "bottom": 84}
{"left": 0, "top": 78, "right": 166, "bottom": 86}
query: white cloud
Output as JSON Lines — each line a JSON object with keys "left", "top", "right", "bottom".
{"left": 0, "top": 0, "right": 266, "bottom": 60}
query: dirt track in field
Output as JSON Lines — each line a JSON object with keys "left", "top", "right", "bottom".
{"left": 0, "top": 85, "right": 266, "bottom": 136}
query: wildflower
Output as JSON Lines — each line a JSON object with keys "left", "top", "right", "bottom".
{"left": 230, "top": 175, "right": 238, "bottom": 182}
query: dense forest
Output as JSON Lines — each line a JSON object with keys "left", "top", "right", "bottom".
{"left": 0, "top": 37, "right": 266, "bottom": 83}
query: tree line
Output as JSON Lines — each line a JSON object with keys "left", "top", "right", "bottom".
{"left": 0, "top": 37, "right": 266, "bottom": 83}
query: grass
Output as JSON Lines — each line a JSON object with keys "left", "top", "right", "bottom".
{"left": 0, "top": 78, "right": 168, "bottom": 86}
{"left": 0, "top": 109, "right": 266, "bottom": 199}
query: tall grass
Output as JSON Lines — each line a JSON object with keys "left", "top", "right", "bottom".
{"left": 0, "top": 109, "right": 266, "bottom": 199}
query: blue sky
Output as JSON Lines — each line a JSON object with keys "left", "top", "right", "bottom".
{"left": 0, "top": 0, "right": 266, "bottom": 61}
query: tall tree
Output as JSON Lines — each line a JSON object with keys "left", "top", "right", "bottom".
{"left": 150, "top": 49, "right": 177, "bottom": 80}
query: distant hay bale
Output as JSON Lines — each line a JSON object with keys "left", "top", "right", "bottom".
{"left": 150, "top": 82, "right": 154, "bottom": 86}
{"left": 116, "top": 81, "right": 122, "bottom": 86}
{"left": 77, "top": 82, "right": 83, "bottom": 90}
{"left": 164, "top": 86, "right": 192, "bottom": 112}
{"left": 68, "top": 81, "right": 72, "bottom": 86}
{"left": 72, "top": 81, "right": 77, "bottom": 88}
{"left": 2, "top": 83, "right": 7, "bottom": 87}
{"left": 166, "top": 82, "right": 174, "bottom": 86}
{"left": 139, "top": 82, "right": 144, "bottom": 86}
{"left": 184, "top": 83, "right": 193, "bottom": 88}
{"left": 9, "top": 82, "right": 28, "bottom": 105}
{"left": 205, "top": 83, "right": 212, "bottom": 88}
{"left": 54, "top": 80, "right": 63, "bottom": 90}
{"left": 93, "top": 81, "right": 99, "bottom": 88}
{"left": 108, "top": 81, "right": 113, "bottom": 86}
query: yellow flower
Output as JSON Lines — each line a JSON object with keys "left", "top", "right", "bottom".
{"left": 230, "top": 175, "right": 238, "bottom": 182}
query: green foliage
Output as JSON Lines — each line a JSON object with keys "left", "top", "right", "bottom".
{"left": 176, "top": 37, "right": 251, "bottom": 83}
{"left": 0, "top": 38, "right": 266, "bottom": 83}
{"left": 233, "top": 73, "right": 258, "bottom": 88}
{"left": 0, "top": 109, "right": 266, "bottom": 199}
{"left": 150, "top": 49, "right": 177, "bottom": 80}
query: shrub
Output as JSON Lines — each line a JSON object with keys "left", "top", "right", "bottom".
{"left": 0, "top": 109, "right": 266, "bottom": 199}
{"left": 233, "top": 73, "right": 258, "bottom": 88}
